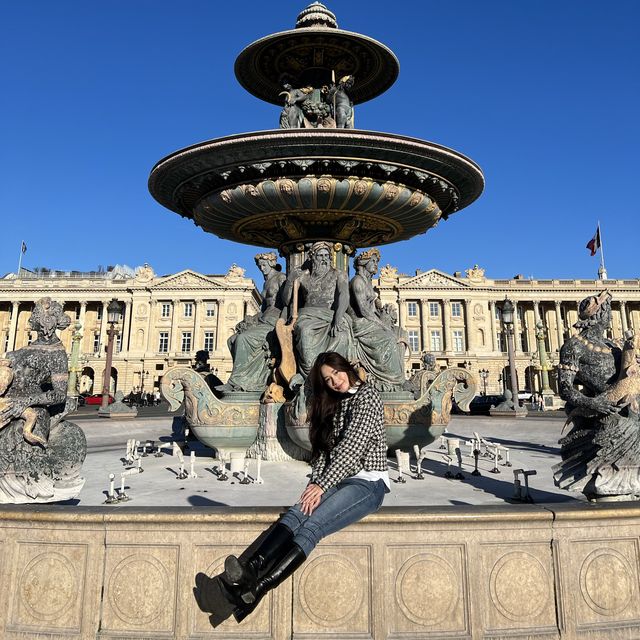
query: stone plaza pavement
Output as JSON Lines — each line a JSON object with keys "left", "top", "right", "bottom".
{"left": 75, "top": 411, "right": 581, "bottom": 508}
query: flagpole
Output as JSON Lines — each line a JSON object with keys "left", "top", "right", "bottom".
{"left": 17, "top": 241, "right": 24, "bottom": 277}
{"left": 597, "top": 221, "right": 608, "bottom": 280}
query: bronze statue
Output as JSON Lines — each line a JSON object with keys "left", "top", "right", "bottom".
{"left": 278, "top": 76, "right": 354, "bottom": 129}
{"left": 217, "top": 253, "right": 287, "bottom": 393}
{"left": 554, "top": 290, "right": 640, "bottom": 500}
{"left": 348, "top": 248, "right": 404, "bottom": 390}
{"left": 279, "top": 83, "right": 313, "bottom": 129}
{"left": 285, "top": 242, "right": 351, "bottom": 376}
{"left": 327, "top": 75, "right": 355, "bottom": 128}
{"left": 0, "top": 297, "right": 87, "bottom": 503}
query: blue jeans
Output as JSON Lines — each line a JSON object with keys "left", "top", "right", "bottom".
{"left": 279, "top": 478, "right": 386, "bottom": 557}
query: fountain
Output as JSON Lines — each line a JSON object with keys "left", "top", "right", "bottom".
{"left": 150, "top": 2, "right": 483, "bottom": 459}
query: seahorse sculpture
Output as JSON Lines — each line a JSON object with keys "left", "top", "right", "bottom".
{"left": 425, "top": 367, "right": 476, "bottom": 424}
{"left": 161, "top": 366, "right": 260, "bottom": 427}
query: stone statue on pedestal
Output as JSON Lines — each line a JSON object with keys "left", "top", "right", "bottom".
{"left": 0, "top": 297, "right": 86, "bottom": 503}
{"left": 554, "top": 290, "right": 640, "bottom": 501}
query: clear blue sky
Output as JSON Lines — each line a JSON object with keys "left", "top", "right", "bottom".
{"left": 1, "top": 1, "right": 638, "bottom": 285}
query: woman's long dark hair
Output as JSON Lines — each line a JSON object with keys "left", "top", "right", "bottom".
{"left": 308, "top": 352, "right": 360, "bottom": 460}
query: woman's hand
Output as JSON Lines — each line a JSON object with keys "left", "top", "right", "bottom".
{"left": 299, "top": 483, "right": 325, "bottom": 515}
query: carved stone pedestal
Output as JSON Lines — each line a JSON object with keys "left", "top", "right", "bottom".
{"left": 246, "top": 403, "right": 309, "bottom": 462}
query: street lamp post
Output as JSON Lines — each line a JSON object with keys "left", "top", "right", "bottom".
{"left": 479, "top": 368, "right": 489, "bottom": 395}
{"left": 535, "top": 320, "right": 555, "bottom": 409}
{"left": 67, "top": 321, "right": 83, "bottom": 398}
{"left": 501, "top": 299, "right": 527, "bottom": 416}
{"left": 99, "top": 299, "right": 122, "bottom": 414}
{"left": 528, "top": 357, "right": 536, "bottom": 394}
{"left": 141, "top": 369, "right": 149, "bottom": 393}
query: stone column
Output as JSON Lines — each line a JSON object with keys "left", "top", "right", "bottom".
{"left": 442, "top": 299, "right": 451, "bottom": 353}
{"left": 463, "top": 298, "right": 474, "bottom": 351}
{"left": 144, "top": 299, "right": 156, "bottom": 354}
{"left": 7, "top": 301, "right": 20, "bottom": 352}
{"left": 398, "top": 297, "right": 408, "bottom": 335}
{"left": 554, "top": 301, "right": 564, "bottom": 351}
{"left": 419, "top": 299, "right": 429, "bottom": 353}
{"left": 489, "top": 300, "right": 498, "bottom": 351}
{"left": 621, "top": 301, "right": 629, "bottom": 334}
{"left": 533, "top": 300, "right": 541, "bottom": 323}
{"left": 194, "top": 298, "right": 203, "bottom": 351}
{"left": 526, "top": 307, "right": 536, "bottom": 354}
{"left": 122, "top": 300, "right": 133, "bottom": 353}
{"left": 170, "top": 299, "right": 181, "bottom": 354}
{"left": 215, "top": 300, "right": 224, "bottom": 351}
{"left": 512, "top": 301, "right": 521, "bottom": 353}
{"left": 79, "top": 301, "right": 87, "bottom": 334}
{"left": 99, "top": 300, "right": 110, "bottom": 356}
{"left": 78, "top": 300, "right": 87, "bottom": 331}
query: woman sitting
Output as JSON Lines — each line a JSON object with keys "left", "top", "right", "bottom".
{"left": 217, "top": 351, "right": 389, "bottom": 623}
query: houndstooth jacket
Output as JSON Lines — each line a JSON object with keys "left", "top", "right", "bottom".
{"left": 310, "top": 382, "right": 387, "bottom": 491}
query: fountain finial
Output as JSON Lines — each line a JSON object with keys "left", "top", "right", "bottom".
{"left": 296, "top": 3, "right": 338, "bottom": 29}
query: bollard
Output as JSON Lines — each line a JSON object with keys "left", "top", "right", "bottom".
{"left": 189, "top": 451, "right": 198, "bottom": 479}
{"left": 104, "top": 473, "right": 118, "bottom": 504}
{"left": 255, "top": 454, "right": 263, "bottom": 484}
{"left": 472, "top": 448, "right": 481, "bottom": 476}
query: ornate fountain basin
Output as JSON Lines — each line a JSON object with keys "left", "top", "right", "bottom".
{"left": 285, "top": 368, "right": 476, "bottom": 453}
{"left": 160, "top": 367, "right": 260, "bottom": 456}
{"left": 149, "top": 129, "right": 484, "bottom": 251}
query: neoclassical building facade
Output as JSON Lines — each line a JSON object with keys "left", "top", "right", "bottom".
{"left": 376, "top": 264, "right": 640, "bottom": 396}
{"left": 2, "top": 261, "right": 637, "bottom": 399}
{"left": 0, "top": 264, "right": 260, "bottom": 394}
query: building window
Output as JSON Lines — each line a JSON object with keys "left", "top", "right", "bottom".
{"left": 429, "top": 302, "right": 439, "bottom": 317}
{"left": 181, "top": 332, "right": 192, "bottom": 353}
{"left": 93, "top": 333, "right": 100, "bottom": 353}
{"left": 408, "top": 330, "right": 420, "bottom": 352}
{"left": 453, "top": 329, "right": 464, "bottom": 352}
{"left": 97, "top": 306, "right": 103, "bottom": 321}
{"left": 495, "top": 305, "right": 502, "bottom": 320}
{"left": 451, "top": 302, "right": 462, "bottom": 317}
{"left": 158, "top": 332, "right": 169, "bottom": 353}
{"left": 161, "top": 303, "right": 171, "bottom": 318}
{"left": 204, "top": 332, "right": 215, "bottom": 352}
{"left": 184, "top": 303, "right": 193, "bottom": 318}
{"left": 497, "top": 332, "right": 506, "bottom": 353}
{"left": 115, "top": 334, "right": 122, "bottom": 353}
{"left": 430, "top": 330, "right": 442, "bottom": 351}
{"left": 205, "top": 303, "right": 216, "bottom": 317}
{"left": 407, "top": 301, "right": 417, "bottom": 317}
{"left": 75, "top": 307, "right": 81, "bottom": 320}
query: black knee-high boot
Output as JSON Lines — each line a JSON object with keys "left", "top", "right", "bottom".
{"left": 233, "top": 542, "right": 306, "bottom": 623}
{"left": 221, "top": 522, "right": 293, "bottom": 597}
